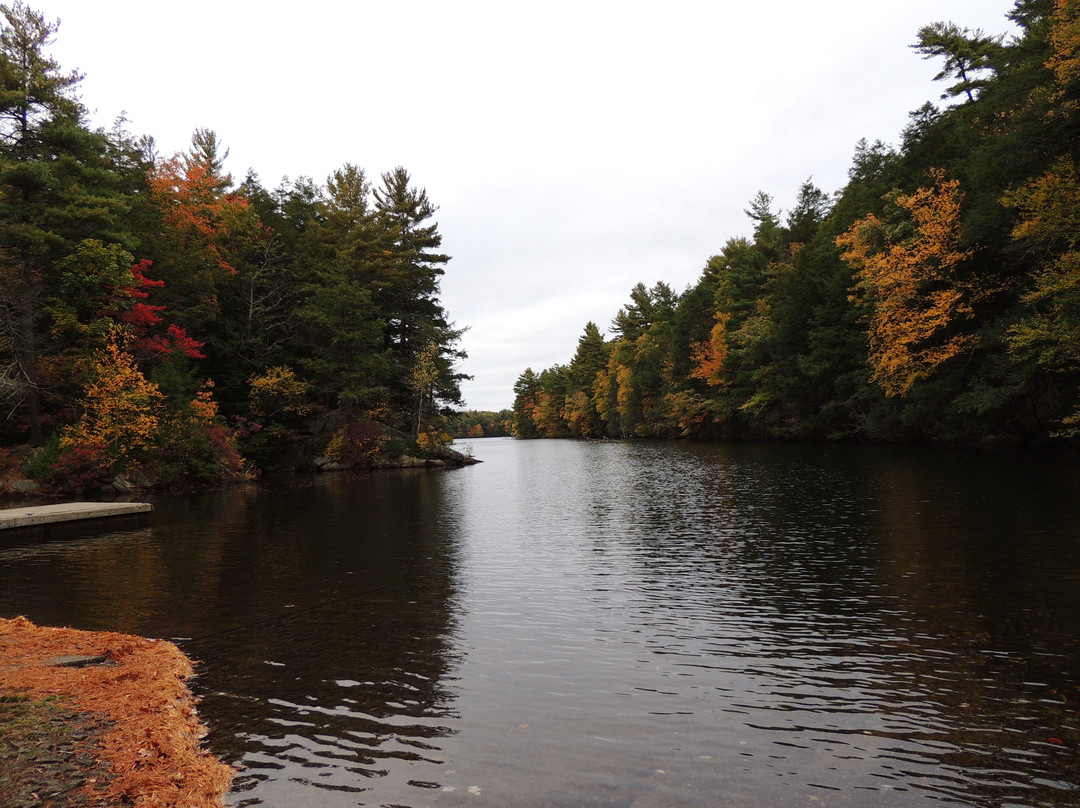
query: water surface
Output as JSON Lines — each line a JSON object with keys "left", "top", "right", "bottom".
{"left": 1, "top": 438, "right": 1079, "bottom": 807}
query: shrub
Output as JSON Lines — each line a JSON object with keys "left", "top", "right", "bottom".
{"left": 325, "top": 420, "right": 387, "bottom": 465}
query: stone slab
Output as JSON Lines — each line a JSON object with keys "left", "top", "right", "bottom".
{"left": 45, "top": 654, "right": 114, "bottom": 668}
{"left": 0, "top": 502, "right": 153, "bottom": 530}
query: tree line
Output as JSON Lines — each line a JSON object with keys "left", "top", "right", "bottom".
{"left": 0, "top": 1, "right": 467, "bottom": 487}
{"left": 514, "top": 0, "right": 1080, "bottom": 448}
{"left": 451, "top": 410, "right": 514, "bottom": 439}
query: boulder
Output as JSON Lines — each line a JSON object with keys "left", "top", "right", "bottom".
{"left": 10, "top": 479, "right": 40, "bottom": 495}
{"left": 112, "top": 474, "right": 136, "bottom": 493}
{"left": 437, "top": 444, "right": 480, "bottom": 466}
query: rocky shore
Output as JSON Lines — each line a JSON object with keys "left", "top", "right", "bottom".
{"left": 0, "top": 442, "right": 479, "bottom": 502}
{"left": 312, "top": 441, "right": 480, "bottom": 473}
{"left": 0, "top": 617, "right": 232, "bottom": 808}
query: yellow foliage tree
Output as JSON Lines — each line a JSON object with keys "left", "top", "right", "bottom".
{"left": 661, "top": 389, "right": 708, "bottom": 436}
{"left": 615, "top": 362, "right": 634, "bottom": 426}
{"left": 61, "top": 338, "right": 164, "bottom": 470}
{"left": 564, "top": 389, "right": 594, "bottom": 437}
{"left": 1048, "top": 0, "right": 1080, "bottom": 103}
{"left": 249, "top": 365, "right": 310, "bottom": 419}
{"left": 837, "top": 169, "right": 980, "bottom": 396}
{"left": 1002, "top": 157, "right": 1080, "bottom": 431}
{"left": 409, "top": 341, "right": 440, "bottom": 436}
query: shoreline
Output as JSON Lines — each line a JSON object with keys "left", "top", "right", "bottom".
{"left": 0, "top": 617, "right": 232, "bottom": 807}
{"left": 0, "top": 443, "right": 479, "bottom": 503}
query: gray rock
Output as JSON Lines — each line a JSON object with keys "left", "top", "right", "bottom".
{"left": 45, "top": 654, "right": 114, "bottom": 668}
{"left": 112, "top": 474, "right": 136, "bottom": 493}
{"left": 438, "top": 444, "right": 481, "bottom": 465}
{"left": 373, "top": 455, "right": 427, "bottom": 469}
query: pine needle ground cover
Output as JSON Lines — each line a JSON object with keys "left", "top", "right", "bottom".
{"left": 0, "top": 617, "right": 232, "bottom": 807}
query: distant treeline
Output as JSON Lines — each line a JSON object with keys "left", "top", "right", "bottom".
{"left": 514, "top": 2, "right": 1080, "bottom": 448}
{"left": 0, "top": 3, "right": 467, "bottom": 487}
{"left": 451, "top": 410, "right": 514, "bottom": 439}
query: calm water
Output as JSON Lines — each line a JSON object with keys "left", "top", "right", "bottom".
{"left": 2, "top": 438, "right": 1080, "bottom": 807}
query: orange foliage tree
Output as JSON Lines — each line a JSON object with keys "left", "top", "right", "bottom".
{"left": 689, "top": 311, "right": 731, "bottom": 387}
{"left": 60, "top": 336, "right": 164, "bottom": 471}
{"left": 837, "top": 169, "right": 980, "bottom": 396}
{"left": 58, "top": 338, "right": 249, "bottom": 482}
{"left": 146, "top": 135, "right": 266, "bottom": 331}
{"left": 531, "top": 390, "right": 561, "bottom": 437}
{"left": 154, "top": 379, "right": 251, "bottom": 483}
{"left": 149, "top": 156, "right": 240, "bottom": 274}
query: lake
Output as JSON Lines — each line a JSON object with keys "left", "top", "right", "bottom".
{"left": 2, "top": 437, "right": 1079, "bottom": 807}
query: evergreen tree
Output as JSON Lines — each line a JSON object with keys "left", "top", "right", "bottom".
{"left": 569, "top": 321, "right": 608, "bottom": 390}
{"left": 785, "top": 179, "right": 832, "bottom": 244}
{"left": 374, "top": 167, "right": 466, "bottom": 416}
{"left": 298, "top": 164, "right": 389, "bottom": 410}
{"left": 611, "top": 282, "right": 677, "bottom": 340}
{"left": 913, "top": 22, "right": 1004, "bottom": 102}
{"left": 0, "top": 2, "right": 129, "bottom": 442}
{"left": 212, "top": 172, "right": 309, "bottom": 406}
{"left": 512, "top": 368, "right": 541, "bottom": 437}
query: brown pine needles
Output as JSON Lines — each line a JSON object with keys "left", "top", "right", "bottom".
{"left": 0, "top": 616, "right": 233, "bottom": 808}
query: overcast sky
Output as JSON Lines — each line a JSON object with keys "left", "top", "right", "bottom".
{"left": 39, "top": 0, "right": 1018, "bottom": 411}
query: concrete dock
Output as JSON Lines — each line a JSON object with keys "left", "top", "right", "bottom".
{"left": 0, "top": 502, "right": 152, "bottom": 532}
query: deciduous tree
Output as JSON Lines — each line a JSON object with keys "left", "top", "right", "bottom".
{"left": 1002, "top": 156, "right": 1080, "bottom": 431}
{"left": 837, "top": 169, "right": 981, "bottom": 397}
{"left": 60, "top": 335, "right": 164, "bottom": 470}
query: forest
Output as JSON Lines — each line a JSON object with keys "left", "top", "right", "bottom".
{"left": 512, "top": 0, "right": 1080, "bottom": 448}
{"left": 451, "top": 410, "right": 514, "bottom": 439}
{"left": 0, "top": 2, "right": 468, "bottom": 488}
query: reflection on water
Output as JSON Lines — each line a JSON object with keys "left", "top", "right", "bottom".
{"left": 1, "top": 439, "right": 1079, "bottom": 807}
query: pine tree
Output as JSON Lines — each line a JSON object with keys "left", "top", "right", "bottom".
{"left": 298, "top": 164, "right": 389, "bottom": 410}
{"left": 913, "top": 22, "right": 1004, "bottom": 102}
{"left": 512, "top": 368, "right": 541, "bottom": 437}
{"left": 374, "top": 167, "right": 465, "bottom": 415}
{"left": 0, "top": 2, "right": 128, "bottom": 441}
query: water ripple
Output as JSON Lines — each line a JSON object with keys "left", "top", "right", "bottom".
{"left": 2, "top": 439, "right": 1079, "bottom": 807}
